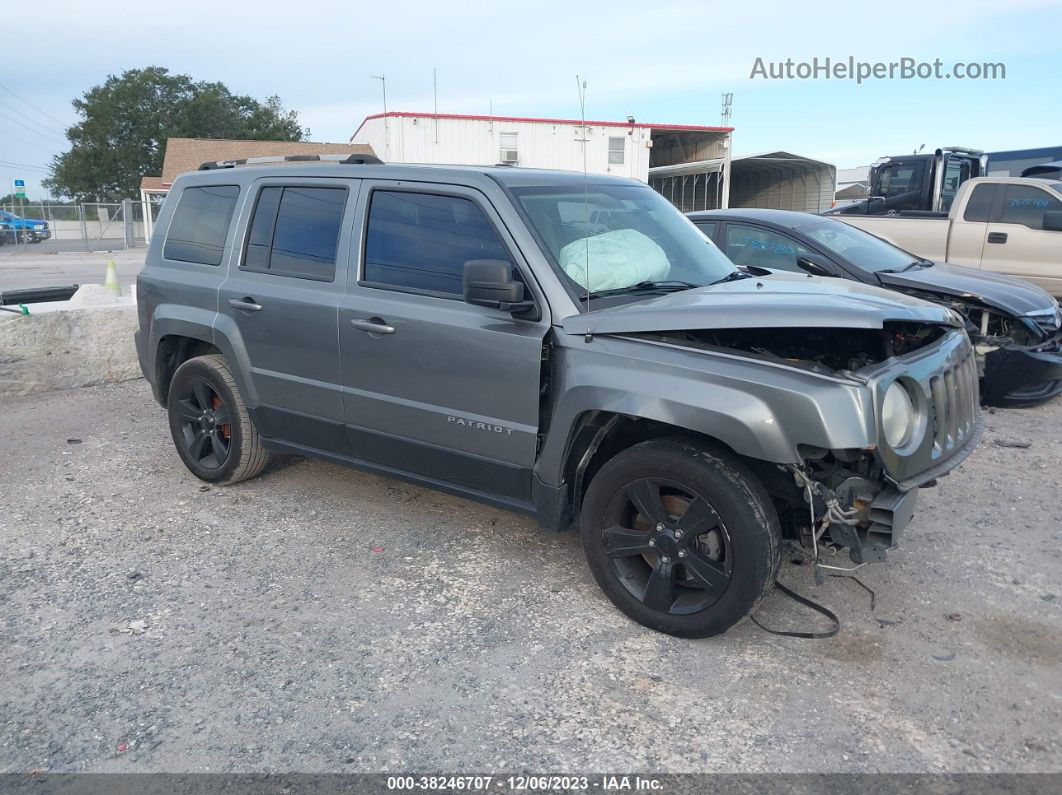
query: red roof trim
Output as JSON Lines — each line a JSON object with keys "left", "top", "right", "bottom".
{"left": 351, "top": 111, "right": 733, "bottom": 139}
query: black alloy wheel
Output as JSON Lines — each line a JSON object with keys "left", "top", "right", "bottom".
{"left": 173, "top": 377, "right": 233, "bottom": 471}
{"left": 602, "top": 478, "right": 733, "bottom": 615}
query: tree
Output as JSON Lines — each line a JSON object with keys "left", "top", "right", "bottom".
{"left": 44, "top": 67, "right": 306, "bottom": 201}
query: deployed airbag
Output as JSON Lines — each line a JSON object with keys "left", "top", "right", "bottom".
{"left": 559, "top": 229, "right": 670, "bottom": 292}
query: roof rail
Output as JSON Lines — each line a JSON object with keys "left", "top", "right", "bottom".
{"left": 198, "top": 153, "right": 383, "bottom": 170}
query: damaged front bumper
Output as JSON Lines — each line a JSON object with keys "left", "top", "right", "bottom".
{"left": 982, "top": 337, "right": 1062, "bottom": 401}
{"left": 790, "top": 331, "right": 985, "bottom": 566}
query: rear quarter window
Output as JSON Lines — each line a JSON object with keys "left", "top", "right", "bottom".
{"left": 962, "top": 184, "right": 995, "bottom": 222}
{"left": 163, "top": 185, "right": 240, "bottom": 266}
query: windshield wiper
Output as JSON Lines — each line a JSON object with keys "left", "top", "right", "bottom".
{"left": 881, "top": 259, "right": 934, "bottom": 274}
{"left": 586, "top": 280, "right": 701, "bottom": 299}
{"left": 708, "top": 271, "right": 754, "bottom": 286}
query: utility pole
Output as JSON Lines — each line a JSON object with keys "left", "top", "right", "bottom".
{"left": 371, "top": 74, "right": 388, "bottom": 158}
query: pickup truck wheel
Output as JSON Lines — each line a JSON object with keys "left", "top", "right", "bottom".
{"left": 580, "top": 437, "right": 780, "bottom": 638}
{"left": 167, "top": 354, "right": 271, "bottom": 485}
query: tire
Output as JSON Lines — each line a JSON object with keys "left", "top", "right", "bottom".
{"left": 167, "top": 354, "right": 271, "bottom": 485}
{"left": 580, "top": 437, "right": 781, "bottom": 638}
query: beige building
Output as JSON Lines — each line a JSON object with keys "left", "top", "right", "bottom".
{"left": 140, "top": 137, "right": 376, "bottom": 241}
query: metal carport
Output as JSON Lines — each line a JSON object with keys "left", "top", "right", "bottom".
{"left": 728, "top": 151, "right": 836, "bottom": 213}
{"left": 648, "top": 158, "right": 727, "bottom": 213}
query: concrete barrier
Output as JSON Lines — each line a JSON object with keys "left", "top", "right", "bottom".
{"left": 0, "top": 287, "right": 140, "bottom": 398}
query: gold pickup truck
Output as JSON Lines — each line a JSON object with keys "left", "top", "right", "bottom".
{"left": 837, "top": 177, "right": 1062, "bottom": 297}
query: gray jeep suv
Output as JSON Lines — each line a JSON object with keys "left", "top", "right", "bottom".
{"left": 136, "top": 156, "right": 982, "bottom": 637}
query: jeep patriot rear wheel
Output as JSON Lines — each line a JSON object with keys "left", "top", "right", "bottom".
{"left": 580, "top": 437, "right": 781, "bottom": 637}
{"left": 167, "top": 354, "right": 271, "bottom": 485}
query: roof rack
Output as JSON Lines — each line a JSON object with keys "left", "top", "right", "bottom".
{"left": 198, "top": 153, "right": 383, "bottom": 170}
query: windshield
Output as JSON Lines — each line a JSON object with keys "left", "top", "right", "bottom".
{"left": 510, "top": 183, "right": 737, "bottom": 305}
{"left": 796, "top": 219, "right": 922, "bottom": 273}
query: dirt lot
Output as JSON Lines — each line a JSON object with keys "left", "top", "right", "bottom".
{"left": 0, "top": 380, "right": 1059, "bottom": 774}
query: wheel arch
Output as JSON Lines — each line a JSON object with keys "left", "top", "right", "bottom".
{"left": 150, "top": 307, "right": 256, "bottom": 408}
{"left": 553, "top": 410, "right": 776, "bottom": 530}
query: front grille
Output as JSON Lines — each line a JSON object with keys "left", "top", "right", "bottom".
{"left": 929, "top": 351, "right": 979, "bottom": 458}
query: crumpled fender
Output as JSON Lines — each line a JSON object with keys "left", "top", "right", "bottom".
{"left": 534, "top": 335, "right": 876, "bottom": 487}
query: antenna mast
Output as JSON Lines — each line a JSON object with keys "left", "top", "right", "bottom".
{"left": 577, "top": 76, "right": 591, "bottom": 341}
{"left": 721, "top": 92, "right": 733, "bottom": 126}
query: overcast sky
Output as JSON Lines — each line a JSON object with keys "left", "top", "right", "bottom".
{"left": 2, "top": 0, "right": 1060, "bottom": 199}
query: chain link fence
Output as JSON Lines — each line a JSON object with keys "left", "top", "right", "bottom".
{"left": 0, "top": 198, "right": 163, "bottom": 254}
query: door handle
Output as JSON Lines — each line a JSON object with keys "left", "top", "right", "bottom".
{"left": 350, "top": 317, "right": 396, "bottom": 335}
{"left": 987, "top": 232, "right": 1008, "bottom": 244}
{"left": 228, "top": 297, "right": 263, "bottom": 312}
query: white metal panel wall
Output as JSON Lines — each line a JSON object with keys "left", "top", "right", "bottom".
{"left": 353, "top": 116, "right": 654, "bottom": 180}
{"left": 729, "top": 164, "right": 836, "bottom": 213}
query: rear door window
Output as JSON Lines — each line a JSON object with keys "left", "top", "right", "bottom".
{"left": 164, "top": 185, "right": 240, "bottom": 265}
{"left": 694, "top": 221, "right": 716, "bottom": 239}
{"left": 241, "top": 186, "right": 347, "bottom": 281}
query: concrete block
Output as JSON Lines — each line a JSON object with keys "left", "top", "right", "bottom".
{"left": 68, "top": 283, "right": 129, "bottom": 307}
{"left": 0, "top": 304, "right": 140, "bottom": 397}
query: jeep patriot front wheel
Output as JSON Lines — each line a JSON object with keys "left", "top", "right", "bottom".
{"left": 580, "top": 438, "right": 781, "bottom": 637}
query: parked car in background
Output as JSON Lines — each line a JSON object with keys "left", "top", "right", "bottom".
{"left": 690, "top": 209, "right": 1062, "bottom": 406}
{"left": 832, "top": 177, "right": 1062, "bottom": 298}
{"left": 137, "top": 156, "right": 981, "bottom": 638}
{"left": 0, "top": 209, "right": 51, "bottom": 243}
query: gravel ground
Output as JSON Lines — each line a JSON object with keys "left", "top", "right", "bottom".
{"left": 0, "top": 380, "right": 1059, "bottom": 774}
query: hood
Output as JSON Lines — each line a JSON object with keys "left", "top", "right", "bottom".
{"left": 877, "top": 261, "right": 1056, "bottom": 316}
{"left": 561, "top": 271, "right": 956, "bottom": 336}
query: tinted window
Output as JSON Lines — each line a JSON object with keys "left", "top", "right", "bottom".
{"left": 724, "top": 224, "right": 806, "bottom": 271}
{"left": 877, "top": 163, "right": 925, "bottom": 208}
{"left": 694, "top": 221, "right": 716, "bottom": 239}
{"left": 164, "top": 185, "right": 240, "bottom": 265}
{"left": 999, "top": 185, "right": 1062, "bottom": 229}
{"left": 963, "top": 184, "right": 995, "bottom": 222}
{"left": 364, "top": 191, "right": 509, "bottom": 294}
{"left": 940, "top": 157, "right": 972, "bottom": 212}
{"left": 242, "top": 186, "right": 346, "bottom": 280}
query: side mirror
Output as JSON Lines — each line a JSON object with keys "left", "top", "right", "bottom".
{"left": 868, "top": 196, "right": 886, "bottom": 215}
{"left": 463, "top": 260, "right": 538, "bottom": 318}
{"left": 797, "top": 256, "right": 833, "bottom": 277}
{"left": 1043, "top": 211, "right": 1062, "bottom": 232}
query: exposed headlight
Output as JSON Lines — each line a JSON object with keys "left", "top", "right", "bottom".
{"left": 1026, "top": 305, "right": 1062, "bottom": 333}
{"left": 882, "top": 381, "right": 916, "bottom": 448}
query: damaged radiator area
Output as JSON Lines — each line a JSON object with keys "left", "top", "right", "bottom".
{"left": 628, "top": 321, "right": 948, "bottom": 376}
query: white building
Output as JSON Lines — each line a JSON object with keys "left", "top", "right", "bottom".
{"left": 351, "top": 111, "right": 734, "bottom": 209}
{"left": 351, "top": 112, "right": 836, "bottom": 213}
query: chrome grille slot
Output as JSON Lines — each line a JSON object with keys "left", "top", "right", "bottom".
{"left": 930, "top": 349, "right": 979, "bottom": 458}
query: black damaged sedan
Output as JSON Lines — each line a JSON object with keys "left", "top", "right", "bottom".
{"left": 688, "top": 209, "right": 1062, "bottom": 407}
